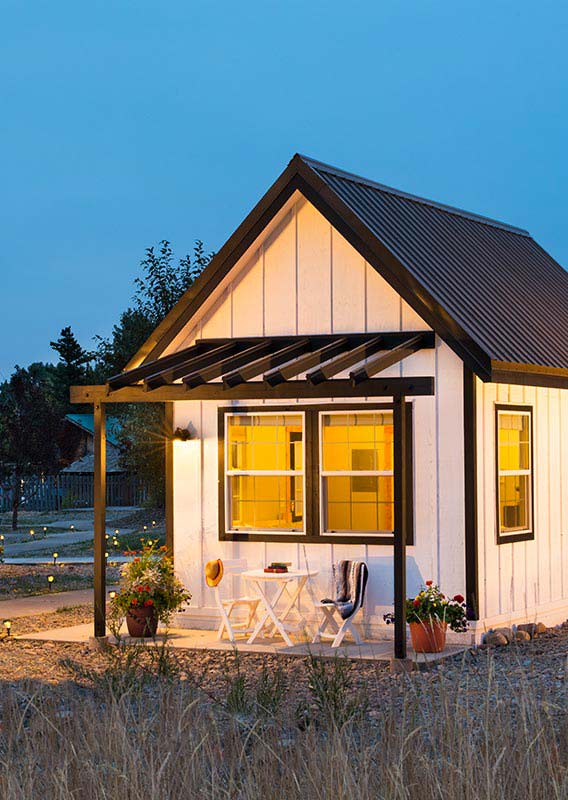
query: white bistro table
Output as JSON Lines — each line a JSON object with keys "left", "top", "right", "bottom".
{"left": 242, "top": 569, "right": 318, "bottom": 646}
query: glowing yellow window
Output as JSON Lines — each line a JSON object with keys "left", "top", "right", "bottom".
{"left": 226, "top": 414, "right": 303, "bottom": 532}
{"left": 321, "top": 412, "right": 394, "bottom": 534}
{"left": 497, "top": 410, "right": 532, "bottom": 537}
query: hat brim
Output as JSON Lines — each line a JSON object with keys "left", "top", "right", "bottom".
{"left": 205, "top": 559, "right": 224, "bottom": 587}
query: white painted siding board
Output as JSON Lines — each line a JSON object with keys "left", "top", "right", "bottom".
{"left": 263, "top": 212, "right": 296, "bottom": 335}
{"left": 561, "top": 392, "right": 568, "bottom": 599}
{"left": 549, "top": 390, "right": 562, "bottom": 602}
{"left": 231, "top": 252, "right": 264, "bottom": 337}
{"left": 535, "top": 389, "right": 551, "bottom": 606}
{"left": 401, "top": 299, "right": 431, "bottom": 331}
{"left": 297, "top": 201, "right": 332, "bottom": 334}
{"left": 523, "top": 385, "right": 540, "bottom": 613}
{"left": 200, "top": 289, "right": 232, "bottom": 339}
{"left": 365, "top": 264, "right": 401, "bottom": 331}
{"left": 331, "top": 228, "right": 366, "bottom": 333}
{"left": 480, "top": 382, "right": 500, "bottom": 618}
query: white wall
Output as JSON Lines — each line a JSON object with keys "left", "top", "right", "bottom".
{"left": 476, "top": 379, "right": 568, "bottom": 629}
{"left": 170, "top": 196, "right": 467, "bottom": 630}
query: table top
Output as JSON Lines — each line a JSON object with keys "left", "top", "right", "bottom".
{"left": 242, "top": 568, "right": 318, "bottom": 581}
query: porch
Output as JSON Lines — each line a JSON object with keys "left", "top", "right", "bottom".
{"left": 71, "top": 331, "right": 438, "bottom": 661}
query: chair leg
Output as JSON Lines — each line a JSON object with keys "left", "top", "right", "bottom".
{"left": 331, "top": 618, "right": 362, "bottom": 648}
{"left": 312, "top": 606, "right": 339, "bottom": 643}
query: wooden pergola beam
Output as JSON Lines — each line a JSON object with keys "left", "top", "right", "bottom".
{"left": 71, "top": 377, "right": 435, "bottom": 404}
{"left": 306, "top": 336, "right": 384, "bottom": 385}
{"left": 393, "top": 393, "right": 408, "bottom": 660}
{"left": 183, "top": 340, "right": 275, "bottom": 388}
{"left": 144, "top": 341, "right": 240, "bottom": 390}
{"left": 107, "top": 341, "right": 209, "bottom": 390}
{"left": 223, "top": 338, "right": 311, "bottom": 387}
{"left": 350, "top": 333, "right": 430, "bottom": 385}
{"left": 264, "top": 337, "right": 350, "bottom": 385}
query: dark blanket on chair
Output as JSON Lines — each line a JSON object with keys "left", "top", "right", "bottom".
{"left": 333, "top": 560, "right": 366, "bottom": 620}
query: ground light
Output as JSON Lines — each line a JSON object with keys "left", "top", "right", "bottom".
{"left": 52, "top": 552, "right": 58, "bottom": 565}
{"left": 3, "top": 620, "right": 11, "bottom": 636}
{"left": 29, "top": 529, "right": 34, "bottom": 537}
{"left": 47, "top": 575, "right": 54, "bottom": 589}
{"left": 109, "top": 591, "right": 116, "bottom": 600}
{"left": 70, "top": 524, "right": 75, "bottom": 531}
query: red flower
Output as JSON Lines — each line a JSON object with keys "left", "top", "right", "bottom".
{"left": 413, "top": 598, "right": 420, "bottom": 607}
{"left": 453, "top": 594, "right": 465, "bottom": 604}
{"left": 137, "top": 586, "right": 143, "bottom": 592}
{"left": 145, "top": 585, "right": 151, "bottom": 592}
{"left": 144, "top": 599, "right": 154, "bottom": 607}
{"left": 425, "top": 580, "right": 433, "bottom": 586}
{"left": 131, "top": 598, "right": 138, "bottom": 606}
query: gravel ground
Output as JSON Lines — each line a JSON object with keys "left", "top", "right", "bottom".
{"left": 0, "top": 609, "right": 567, "bottom": 715}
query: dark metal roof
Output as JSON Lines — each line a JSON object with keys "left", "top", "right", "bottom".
{"left": 303, "top": 156, "right": 568, "bottom": 372}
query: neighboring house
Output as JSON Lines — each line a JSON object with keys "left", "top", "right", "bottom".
{"left": 74, "top": 154, "right": 568, "bottom": 654}
{"left": 60, "top": 413, "right": 122, "bottom": 473}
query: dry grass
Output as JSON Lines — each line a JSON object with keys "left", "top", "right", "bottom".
{"left": 0, "top": 645, "right": 568, "bottom": 799}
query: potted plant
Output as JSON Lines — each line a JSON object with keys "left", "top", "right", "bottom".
{"left": 384, "top": 581, "right": 467, "bottom": 653}
{"left": 112, "top": 541, "right": 191, "bottom": 637}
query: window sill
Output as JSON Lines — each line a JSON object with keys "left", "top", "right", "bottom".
{"left": 220, "top": 531, "right": 411, "bottom": 546}
{"left": 496, "top": 530, "right": 534, "bottom": 545}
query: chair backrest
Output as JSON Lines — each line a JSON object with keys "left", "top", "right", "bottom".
{"left": 334, "top": 560, "right": 368, "bottom": 618}
{"left": 222, "top": 558, "right": 248, "bottom": 576}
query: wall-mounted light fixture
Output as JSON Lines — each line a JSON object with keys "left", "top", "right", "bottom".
{"left": 172, "top": 427, "right": 192, "bottom": 441}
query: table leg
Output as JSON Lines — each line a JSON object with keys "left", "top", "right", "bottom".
{"left": 247, "top": 579, "right": 294, "bottom": 646}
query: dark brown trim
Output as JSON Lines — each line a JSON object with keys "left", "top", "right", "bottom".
{"left": 217, "top": 402, "right": 414, "bottom": 546}
{"left": 72, "top": 377, "right": 435, "bottom": 404}
{"left": 93, "top": 402, "right": 106, "bottom": 638}
{"left": 165, "top": 403, "right": 174, "bottom": 557}
{"left": 463, "top": 366, "right": 479, "bottom": 620}
{"left": 491, "top": 366, "right": 568, "bottom": 390}
{"left": 495, "top": 403, "right": 535, "bottom": 546}
{"left": 393, "top": 394, "right": 407, "bottom": 659}
{"left": 306, "top": 335, "right": 384, "bottom": 384}
{"left": 350, "top": 334, "right": 430, "bottom": 385}
{"left": 144, "top": 341, "right": 240, "bottom": 389}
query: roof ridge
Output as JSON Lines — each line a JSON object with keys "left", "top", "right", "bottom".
{"left": 297, "top": 154, "right": 530, "bottom": 237}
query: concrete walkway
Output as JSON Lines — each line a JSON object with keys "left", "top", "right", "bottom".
{"left": 0, "top": 589, "right": 95, "bottom": 617}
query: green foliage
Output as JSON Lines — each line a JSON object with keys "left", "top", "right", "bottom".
{"left": 50, "top": 326, "right": 95, "bottom": 414}
{"left": 114, "top": 403, "right": 166, "bottom": 507}
{"left": 111, "top": 540, "right": 191, "bottom": 624}
{"left": 403, "top": 582, "right": 468, "bottom": 632}
{"left": 305, "top": 653, "right": 368, "bottom": 727}
{"left": 255, "top": 659, "right": 286, "bottom": 716}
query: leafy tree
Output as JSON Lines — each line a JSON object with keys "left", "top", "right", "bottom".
{"left": 96, "top": 239, "right": 213, "bottom": 507}
{"left": 0, "top": 366, "right": 61, "bottom": 529}
{"left": 50, "top": 326, "right": 94, "bottom": 413}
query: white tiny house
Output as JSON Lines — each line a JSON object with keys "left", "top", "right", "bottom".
{"left": 75, "top": 154, "right": 568, "bottom": 653}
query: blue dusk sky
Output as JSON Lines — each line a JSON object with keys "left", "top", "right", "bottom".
{"left": 1, "top": 1, "right": 567, "bottom": 377}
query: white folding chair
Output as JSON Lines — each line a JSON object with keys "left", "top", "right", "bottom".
{"left": 312, "top": 560, "right": 369, "bottom": 648}
{"left": 207, "top": 559, "right": 261, "bottom": 643}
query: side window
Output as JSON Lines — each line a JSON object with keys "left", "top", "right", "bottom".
{"left": 496, "top": 407, "right": 534, "bottom": 544}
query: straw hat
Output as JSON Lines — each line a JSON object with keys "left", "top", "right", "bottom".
{"left": 205, "top": 559, "right": 224, "bottom": 587}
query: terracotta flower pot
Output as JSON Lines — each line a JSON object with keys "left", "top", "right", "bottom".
{"left": 126, "top": 605, "right": 158, "bottom": 638}
{"left": 409, "top": 620, "right": 447, "bottom": 653}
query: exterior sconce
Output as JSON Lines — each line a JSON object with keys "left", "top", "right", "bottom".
{"left": 173, "top": 427, "right": 192, "bottom": 441}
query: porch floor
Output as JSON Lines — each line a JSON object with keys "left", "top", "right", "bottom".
{"left": 18, "top": 623, "right": 468, "bottom": 664}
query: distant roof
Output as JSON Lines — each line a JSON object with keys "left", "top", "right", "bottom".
{"left": 61, "top": 449, "right": 123, "bottom": 473}
{"left": 65, "top": 413, "right": 121, "bottom": 447}
{"left": 124, "top": 154, "right": 568, "bottom": 387}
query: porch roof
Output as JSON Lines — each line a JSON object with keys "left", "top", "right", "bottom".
{"left": 71, "top": 331, "right": 435, "bottom": 403}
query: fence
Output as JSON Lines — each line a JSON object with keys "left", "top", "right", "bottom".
{"left": 0, "top": 473, "right": 149, "bottom": 512}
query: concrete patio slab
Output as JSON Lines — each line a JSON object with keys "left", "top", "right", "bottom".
{"left": 18, "top": 622, "right": 469, "bottom": 665}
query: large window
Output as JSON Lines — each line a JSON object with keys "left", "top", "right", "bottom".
{"left": 219, "top": 404, "right": 413, "bottom": 544}
{"left": 321, "top": 412, "right": 394, "bottom": 534}
{"left": 226, "top": 413, "right": 304, "bottom": 532}
{"left": 496, "top": 406, "right": 534, "bottom": 544}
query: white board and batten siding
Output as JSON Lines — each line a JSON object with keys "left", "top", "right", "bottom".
{"left": 170, "top": 196, "right": 466, "bottom": 632}
{"left": 476, "top": 378, "right": 568, "bottom": 630}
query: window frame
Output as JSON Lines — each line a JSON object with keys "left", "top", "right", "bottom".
{"left": 218, "top": 403, "right": 414, "bottom": 545}
{"left": 495, "top": 403, "right": 535, "bottom": 545}
{"left": 224, "top": 409, "right": 307, "bottom": 535}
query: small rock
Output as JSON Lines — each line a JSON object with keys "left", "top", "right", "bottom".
{"left": 513, "top": 630, "right": 531, "bottom": 643}
{"left": 493, "top": 627, "right": 513, "bottom": 643}
{"left": 483, "top": 632, "right": 508, "bottom": 647}
{"left": 517, "top": 623, "right": 538, "bottom": 639}
{"left": 536, "top": 622, "right": 547, "bottom": 635}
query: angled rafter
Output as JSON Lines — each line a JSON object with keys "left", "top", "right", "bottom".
{"left": 183, "top": 339, "right": 276, "bottom": 388}
{"left": 350, "top": 333, "right": 433, "bottom": 385}
{"left": 306, "top": 335, "right": 384, "bottom": 385}
{"left": 264, "top": 337, "right": 350, "bottom": 386}
{"left": 144, "top": 341, "right": 241, "bottom": 390}
{"left": 223, "top": 338, "right": 311, "bottom": 388}
{"left": 107, "top": 341, "right": 210, "bottom": 390}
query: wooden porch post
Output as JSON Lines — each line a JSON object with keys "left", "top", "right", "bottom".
{"left": 393, "top": 394, "right": 407, "bottom": 659}
{"left": 93, "top": 401, "right": 106, "bottom": 638}
{"left": 165, "top": 403, "right": 174, "bottom": 556}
